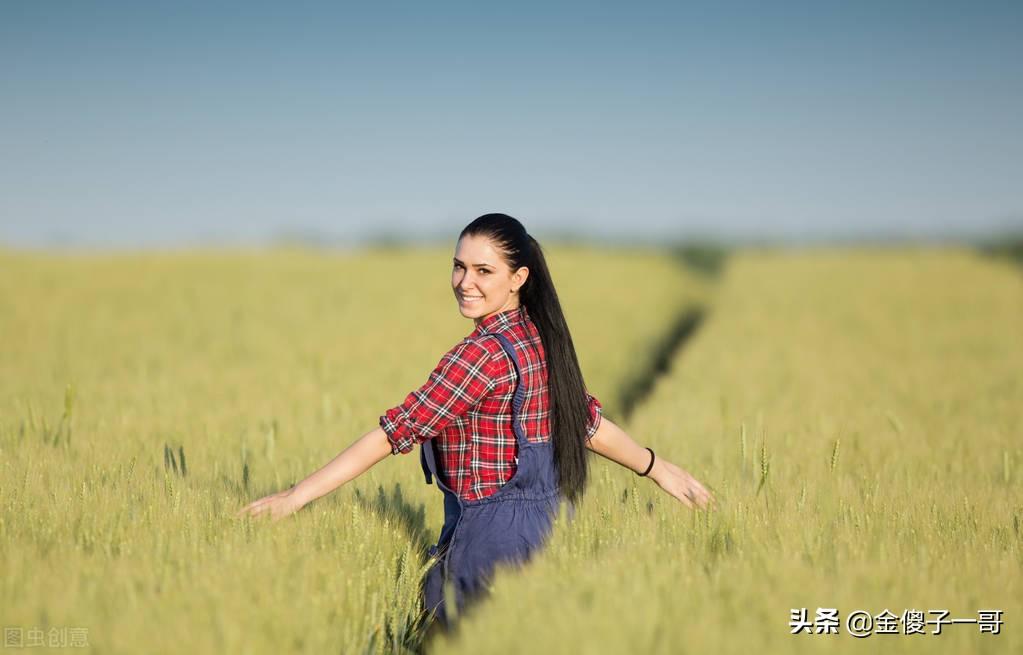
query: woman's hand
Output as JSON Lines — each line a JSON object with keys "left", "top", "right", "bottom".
{"left": 649, "top": 458, "right": 717, "bottom": 510}
{"left": 236, "top": 487, "right": 307, "bottom": 522}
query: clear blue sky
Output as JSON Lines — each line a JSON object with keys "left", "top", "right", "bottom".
{"left": 2, "top": 1, "right": 1021, "bottom": 247}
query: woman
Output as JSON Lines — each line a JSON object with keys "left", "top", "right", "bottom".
{"left": 237, "top": 213, "right": 716, "bottom": 630}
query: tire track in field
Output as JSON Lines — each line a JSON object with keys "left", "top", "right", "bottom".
{"left": 616, "top": 244, "right": 729, "bottom": 420}
{"left": 617, "top": 307, "right": 707, "bottom": 420}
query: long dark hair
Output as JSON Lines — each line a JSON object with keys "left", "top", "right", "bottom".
{"left": 459, "top": 213, "right": 591, "bottom": 506}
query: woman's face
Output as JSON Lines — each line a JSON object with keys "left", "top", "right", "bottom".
{"left": 452, "top": 234, "right": 528, "bottom": 324}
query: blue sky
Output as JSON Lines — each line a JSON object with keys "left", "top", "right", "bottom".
{"left": 2, "top": 1, "right": 1021, "bottom": 247}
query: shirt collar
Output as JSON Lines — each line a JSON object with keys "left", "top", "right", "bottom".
{"left": 475, "top": 305, "right": 526, "bottom": 335}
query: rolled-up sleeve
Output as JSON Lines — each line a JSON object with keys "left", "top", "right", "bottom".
{"left": 584, "top": 392, "right": 603, "bottom": 441}
{"left": 379, "top": 338, "right": 497, "bottom": 455}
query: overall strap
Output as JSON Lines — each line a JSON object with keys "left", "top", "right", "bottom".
{"left": 420, "top": 442, "right": 433, "bottom": 485}
{"left": 490, "top": 333, "right": 529, "bottom": 450}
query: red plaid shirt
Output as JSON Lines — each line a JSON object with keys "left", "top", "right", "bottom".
{"left": 379, "top": 305, "right": 602, "bottom": 501}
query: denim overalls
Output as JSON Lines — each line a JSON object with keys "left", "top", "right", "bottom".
{"left": 418, "top": 332, "right": 568, "bottom": 629}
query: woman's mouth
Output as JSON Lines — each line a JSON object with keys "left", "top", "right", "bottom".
{"left": 459, "top": 293, "right": 483, "bottom": 305}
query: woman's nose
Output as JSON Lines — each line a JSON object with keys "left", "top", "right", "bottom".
{"left": 456, "top": 271, "right": 475, "bottom": 289}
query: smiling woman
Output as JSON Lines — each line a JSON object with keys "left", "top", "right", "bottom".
{"left": 452, "top": 235, "right": 525, "bottom": 319}
{"left": 236, "top": 212, "right": 715, "bottom": 634}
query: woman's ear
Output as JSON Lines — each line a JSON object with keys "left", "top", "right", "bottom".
{"left": 514, "top": 266, "right": 529, "bottom": 289}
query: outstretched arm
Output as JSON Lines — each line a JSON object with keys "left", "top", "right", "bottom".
{"left": 236, "top": 426, "right": 393, "bottom": 521}
{"left": 586, "top": 416, "right": 716, "bottom": 510}
{"left": 237, "top": 337, "right": 496, "bottom": 522}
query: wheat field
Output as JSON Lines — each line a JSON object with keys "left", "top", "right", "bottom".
{"left": 1, "top": 245, "right": 1018, "bottom": 653}
{"left": 433, "top": 246, "right": 1022, "bottom": 654}
{"left": 0, "top": 244, "right": 707, "bottom": 653}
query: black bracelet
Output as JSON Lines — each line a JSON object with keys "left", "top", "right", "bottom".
{"left": 637, "top": 447, "right": 655, "bottom": 477}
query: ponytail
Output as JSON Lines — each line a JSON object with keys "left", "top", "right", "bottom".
{"left": 459, "top": 214, "right": 591, "bottom": 506}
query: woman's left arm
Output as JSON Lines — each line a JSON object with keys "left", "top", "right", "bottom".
{"left": 236, "top": 426, "right": 394, "bottom": 521}
{"left": 586, "top": 416, "right": 717, "bottom": 510}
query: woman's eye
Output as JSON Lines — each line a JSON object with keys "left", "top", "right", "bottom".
{"left": 479, "top": 269, "right": 490, "bottom": 275}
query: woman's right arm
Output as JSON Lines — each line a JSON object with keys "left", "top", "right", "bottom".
{"left": 288, "top": 426, "right": 395, "bottom": 507}
{"left": 586, "top": 416, "right": 716, "bottom": 510}
{"left": 236, "top": 426, "right": 394, "bottom": 521}
{"left": 236, "top": 338, "right": 497, "bottom": 522}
